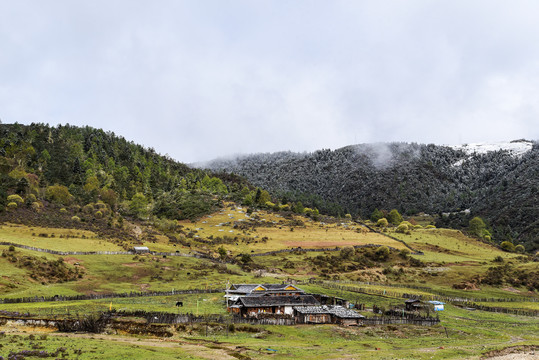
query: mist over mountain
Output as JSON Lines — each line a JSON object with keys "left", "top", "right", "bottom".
{"left": 203, "top": 140, "right": 539, "bottom": 251}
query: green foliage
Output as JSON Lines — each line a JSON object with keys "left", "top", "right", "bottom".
{"left": 514, "top": 244, "right": 525, "bottom": 253}
{"left": 375, "top": 246, "right": 390, "bottom": 260}
{"left": 370, "top": 208, "right": 384, "bottom": 222}
{"left": 293, "top": 201, "right": 305, "bottom": 214}
{"left": 129, "top": 192, "right": 148, "bottom": 218}
{"left": 468, "top": 216, "right": 486, "bottom": 237}
{"left": 500, "top": 241, "right": 515, "bottom": 252}
{"left": 7, "top": 202, "right": 18, "bottom": 210}
{"left": 7, "top": 194, "right": 23, "bottom": 204}
{"left": 45, "top": 185, "right": 73, "bottom": 205}
{"left": 217, "top": 246, "right": 227, "bottom": 260}
{"left": 0, "top": 123, "right": 256, "bottom": 222}
{"left": 387, "top": 209, "right": 403, "bottom": 225}
{"left": 396, "top": 223, "right": 409, "bottom": 233}
{"left": 376, "top": 218, "right": 388, "bottom": 227}
{"left": 239, "top": 253, "right": 252, "bottom": 264}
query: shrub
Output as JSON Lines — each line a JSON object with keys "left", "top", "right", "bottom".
{"left": 7, "top": 194, "right": 24, "bottom": 204}
{"left": 31, "top": 201, "right": 43, "bottom": 212}
{"left": 469, "top": 217, "right": 486, "bottom": 238}
{"left": 514, "top": 244, "right": 525, "bottom": 253}
{"left": 396, "top": 223, "right": 409, "bottom": 233}
{"left": 60, "top": 208, "right": 67, "bottom": 213}
{"left": 376, "top": 218, "right": 388, "bottom": 227}
{"left": 425, "top": 225, "right": 436, "bottom": 229}
{"left": 399, "top": 249, "right": 411, "bottom": 258}
{"left": 387, "top": 209, "right": 403, "bottom": 225}
{"left": 370, "top": 208, "right": 384, "bottom": 222}
{"left": 500, "top": 241, "right": 515, "bottom": 252}
{"left": 71, "top": 216, "right": 81, "bottom": 222}
{"left": 7, "top": 202, "right": 17, "bottom": 210}
{"left": 45, "top": 185, "right": 73, "bottom": 205}
{"left": 375, "top": 246, "right": 390, "bottom": 260}
{"left": 94, "top": 210, "right": 103, "bottom": 219}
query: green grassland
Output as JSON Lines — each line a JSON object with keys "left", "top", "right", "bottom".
{"left": 0, "top": 299, "right": 537, "bottom": 360}
{"left": 0, "top": 224, "right": 123, "bottom": 252}
{"left": 180, "top": 205, "right": 407, "bottom": 254}
{"left": 0, "top": 207, "right": 538, "bottom": 359}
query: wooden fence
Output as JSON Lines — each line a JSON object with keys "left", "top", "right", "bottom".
{"left": 114, "top": 311, "right": 296, "bottom": 326}
{"left": 363, "top": 316, "right": 439, "bottom": 326}
{"left": 0, "top": 288, "right": 224, "bottom": 305}
{"left": 308, "top": 280, "right": 538, "bottom": 304}
{"left": 0, "top": 241, "right": 197, "bottom": 257}
{"left": 354, "top": 221, "right": 423, "bottom": 254}
{"left": 250, "top": 244, "right": 400, "bottom": 258}
{"left": 308, "top": 282, "right": 538, "bottom": 317}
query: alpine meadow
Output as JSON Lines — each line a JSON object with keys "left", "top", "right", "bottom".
{"left": 0, "top": 123, "right": 537, "bottom": 359}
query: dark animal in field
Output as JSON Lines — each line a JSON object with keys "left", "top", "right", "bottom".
{"left": 176, "top": 301, "right": 183, "bottom": 307}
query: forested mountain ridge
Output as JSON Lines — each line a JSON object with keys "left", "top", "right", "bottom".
{"left": 0, "top": 123, "right": 252, "bottom": 223}
{"left": 204, "top": 141, "right": 539, "bottom": 251}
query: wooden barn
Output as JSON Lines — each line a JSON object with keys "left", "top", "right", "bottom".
{"left": 225, "top": 283, "right": 305, "bottom": 307}
{"left": 228, "top": 295, "right": 319, "bottom": 317}
{"left": 294, "top": 305, "right": 364, "bottom": 326}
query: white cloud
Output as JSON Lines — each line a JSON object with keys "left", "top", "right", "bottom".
{"left": 1, "top": 1, "right": 538, "bottom": 162}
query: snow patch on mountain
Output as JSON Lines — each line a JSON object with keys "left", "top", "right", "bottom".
{"left": 449, "top": 140, "right": 533, "bottom": 167}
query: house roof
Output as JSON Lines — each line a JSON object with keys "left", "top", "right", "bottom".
{"left": 228, "top": 284, "right": 303, "bottom": 294}
{"left": 133, "top": 246, "right": 149, "bottom": 251}
{"left": 427, "top": 301, "right": 445, "bottom": 305}
{"left": 294, "top": 305, "right": 364, "bottom": 319}
{"left": 405, "top": 299, "right": 421, "bottom": 303}
{"left": 238, "top": 295, "right": 318, "bottom": 307}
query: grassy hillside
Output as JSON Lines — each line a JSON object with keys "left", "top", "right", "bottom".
{"left": 204, "top": 141, "right": 539, "bottom": 251}
{"left": 0, "top": 124, "right": 537, "bottom": 359}
{"left": 0, "top": 206, "right": 537, "bottom": 359}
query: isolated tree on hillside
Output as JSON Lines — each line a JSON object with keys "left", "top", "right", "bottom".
{"left": 387, "top": 209, "right": 403, "bottom": 225}
{"left": 468, "top": 217, "right": 486, "bottom": 238}
{"left": 129, "top": 192, "right": 148, "bottom": 218}
{"left": 370, "top": 208, "right": 384, "bottom": 222}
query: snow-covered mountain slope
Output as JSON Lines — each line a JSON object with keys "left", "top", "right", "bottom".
{"left": 449, "top": 140, "right": 533, "bottom": 157}
{"left": 448, "top": 140, "right": 533, "bottom": 167}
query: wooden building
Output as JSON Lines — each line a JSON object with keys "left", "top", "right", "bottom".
{"left": 294, "top": 305, "right": 365, "bottom": 326}
{"left": 229, "top": 295, "right": 319, "bottom": 317}
{"left": 225, "top": 284, "right": 305, "bottom": 307}
{"left": 133, "top": 246, "right": 150, "bottom": 254}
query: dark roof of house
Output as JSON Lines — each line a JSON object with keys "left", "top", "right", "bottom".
{"left": 405, "top": 299, "right": 421, "bottom": 303}
{"left": 294, "top": 305, "right": 364, "bottom": 319}
{"left": 238, "top": 295, "right": 318, "bottom": 307}
{"left": 228, "top": 284, "right": 303, "bottom": 294}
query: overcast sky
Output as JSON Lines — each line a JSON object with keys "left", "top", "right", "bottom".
{"left": 1, "top": 1, "right": 539, "bottom": 163}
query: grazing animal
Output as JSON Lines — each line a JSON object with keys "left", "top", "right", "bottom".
{"left": 176, "top": 301, "right": 183, "bottom": 307}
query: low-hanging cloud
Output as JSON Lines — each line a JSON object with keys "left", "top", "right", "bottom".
{"left": 1, "top": 1, "right": 538, "bottom": 163}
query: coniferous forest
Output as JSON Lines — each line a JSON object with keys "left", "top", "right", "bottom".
{"left": 205, "top": 141, "right": 539, "bottom": 251}
{"left": 0, "top": 123, "right": 253, "bottom": 225}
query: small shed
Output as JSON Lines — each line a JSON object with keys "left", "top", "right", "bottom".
{"left": 133, "top": 246, "right": 150, "bottom": 254}
{"left": 427, "top": 301, "right": 445, "bottom": 311}
{"left": 405, "top": 299, "right": 423, "bottom": 311}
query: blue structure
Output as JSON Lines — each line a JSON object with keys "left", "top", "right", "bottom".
{"left": 427, "top": 300, "right": 445, "bottom": 311}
